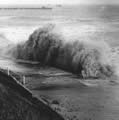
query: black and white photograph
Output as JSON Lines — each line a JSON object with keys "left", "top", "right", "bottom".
{"left": 0, "top": 0, "right": 119, "bottom": 120}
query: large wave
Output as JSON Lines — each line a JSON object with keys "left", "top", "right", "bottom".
{"left": 12, "top": 24, "right": 115, "bottom": 78}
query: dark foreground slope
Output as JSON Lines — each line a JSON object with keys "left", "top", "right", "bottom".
{"left": 0, "top": 69, "right": 64, "bottom": 120}
{"left": 12, "top": 24, "right": 115, "bottom": 79}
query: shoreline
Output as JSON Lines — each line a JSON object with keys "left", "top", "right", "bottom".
{"left": 0, "top": 58, "right": 119, "bottom": 120}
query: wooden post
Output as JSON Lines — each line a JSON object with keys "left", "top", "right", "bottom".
{"left": 7, "top": 67, "right": 9, "bottom": 76}
{"left": 23, "top": 76, "right": 25, "bottom": 85}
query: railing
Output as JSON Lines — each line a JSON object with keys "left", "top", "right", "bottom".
{"left": 0, "top": 67, "right": 26, "bottom": 85}
{"left": 0, "top": 66, "right": 50, "bottom": 105}
{"left": 0, "top": 67, "right": 64, "bottom": 120}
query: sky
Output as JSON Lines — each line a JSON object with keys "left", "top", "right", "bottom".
{"left": 0, "top": 0, "right": 119, "bottom": 5}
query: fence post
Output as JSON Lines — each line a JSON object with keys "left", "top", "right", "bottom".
{"left": 7, "top": 67, "right": 9, "bottom": 76}
{"left": 23, "top": 76, "right": 25, "bottom": 85}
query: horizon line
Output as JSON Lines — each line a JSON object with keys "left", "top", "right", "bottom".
{"left": 0, "top": 3, "right": 119, "bottom": 6}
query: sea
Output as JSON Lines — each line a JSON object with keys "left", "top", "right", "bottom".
{"left": 0, "top": 5, "right": 119, "bottom": 46}
{"left": 0, "top": 5, "right": 119, "bottom": 119}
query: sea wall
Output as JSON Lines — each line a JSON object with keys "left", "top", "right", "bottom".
{"left": 0, "top": 69, "right": 64, "bottom": 120}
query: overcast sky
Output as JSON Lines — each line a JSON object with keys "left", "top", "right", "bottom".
{"left": 0, "top": 0, "right": 119, "bottom": 5}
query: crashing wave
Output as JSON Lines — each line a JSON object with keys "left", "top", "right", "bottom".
{"left": 12, "top": 24, "right": 115, "bottom": 78}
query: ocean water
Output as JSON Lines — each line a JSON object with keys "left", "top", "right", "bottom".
{"left": 0, "top": 4, "right": 119, "bottom": 72}
{"left": 0, "top": 5, "right": 119, "bottom": 46}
